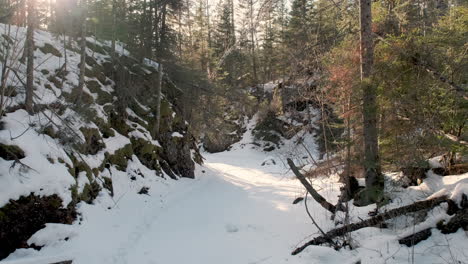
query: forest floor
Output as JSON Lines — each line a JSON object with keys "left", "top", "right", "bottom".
{"left": 2, "top": 120, "right": 468, "bottom": 264}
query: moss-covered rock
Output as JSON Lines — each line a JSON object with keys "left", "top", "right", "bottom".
{"left": 0, "top": 194, "right": 76, "bottom": 260}
{"left": 131, "top": 137, "right": 161, "bottom": 171}
{"left": 62, "top": 89, "right": 94, "bottom": 105}
{"left": 78, "top": 127, "right": 105, "bottom": 155}
{"left": 0, "top": 143, "right": 25, "bottom": 160}
{"left": 104, "top": 144, "right": 133, "bottom": 171}
{"left": 38, "top": 43, "right": 62, "bottom": 57}
{"left": 86, "top": 80, "right": 113, "bottom": 105}
{"left": 93, "top": 118, "right": 115, "bottom": 138}
{"left": 109, "top": 111, "right": 133, "bottom": 136}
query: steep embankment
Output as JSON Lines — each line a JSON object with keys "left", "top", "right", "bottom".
{"left": 0, "top": 24, "right": 201, "bottom": 259}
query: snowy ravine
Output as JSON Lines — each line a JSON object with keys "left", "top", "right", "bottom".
{"left": 3, "top": 121, "right": 468, "bottom": 264}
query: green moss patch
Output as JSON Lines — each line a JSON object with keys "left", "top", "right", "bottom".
{"left": 0, "top": 143, "right": 25, "bottom": 160}
{"left": 131, "top": 137, "right": 161, "bottom": 171}
{"left": 0, "top": 194, "right": 76, "bottom": 260}
{"left": 78, "top": 127, "right": 105, "bottom": 155}
{"left": 79, "top": 181, "right": 101, "bottom": 204}
{"left": 104, "top": 144, "right": 133, "bottom": 171}
{"left": 86, "top": 80, "right": 113, "bottom": 105}
{"left": 93, "top": 118, "right": 115, "bottom": 138}
{"left": 109, "top": 111, "right": 133, "bottom": 136}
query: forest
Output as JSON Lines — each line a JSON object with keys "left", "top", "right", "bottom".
{"left": 0, "top": 0, "right": 467, "bottom": 263}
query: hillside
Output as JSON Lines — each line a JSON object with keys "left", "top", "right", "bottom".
{"left": 0, "top": 23, "right": 201, "bottom": 259}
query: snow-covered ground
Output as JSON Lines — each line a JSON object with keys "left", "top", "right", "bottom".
{"left": 2, "top": 119, "right": 468, "bottom": 264}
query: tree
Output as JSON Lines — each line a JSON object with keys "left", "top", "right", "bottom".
{"left": 25, "top": 0, "right": 35, "bottom": 114}
{"left": 353, "top": 0, "right": 384, "bottom": 206}
{"left": 76, "top": 0, "right": 87, "bottom": 102}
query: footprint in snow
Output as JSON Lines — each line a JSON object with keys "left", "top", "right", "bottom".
{"left": 225, "top": 224, "right": 239, "bottom": 233}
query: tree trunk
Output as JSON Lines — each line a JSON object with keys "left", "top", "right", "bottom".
{"left": 76, "top": 1, "right": 87, "bottom": 103}
{"left": 25, "top": 0, "right": 35, "bottom": 114}
{"left": 358, "top": 0, "right": 383, "bottom": 205}
{"left": 153, "top": 63, "right": 163, "bottom": 137}
{"left": 111, "top": 0, "right": 116, "bottom": 58}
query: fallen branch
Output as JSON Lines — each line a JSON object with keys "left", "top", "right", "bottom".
{"left": 292, "top": 195, "right": 448, "bottom": 255}
{"left": 287, "top": 158, "right": 339, "bottom": 214}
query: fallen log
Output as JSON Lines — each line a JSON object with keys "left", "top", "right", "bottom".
{"left": 398, "top": 228, "right": 432, "bottom": 247}
{"left": 287, "top": 158, "right": 339, "bottom": 214}
{"left": 292, "top": 195, "right": 448, "bottom": 255}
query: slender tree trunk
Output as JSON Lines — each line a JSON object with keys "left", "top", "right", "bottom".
{"left": 358, "top": 0, "right": 383, "bottom": 205}
{"left": 25, "top": 0, "right": 35, "bottom": 114}
{"left": 153, "top": 63, "right": 163, "bottom": 137}
{"left": 111, "top": 0, "right": 116, "bottom": 58}
{"left": 249, "top": 0, "right": 257, "bottom": 83}
{"left": 77, "top": 0, "right": 87, "bottom": 102}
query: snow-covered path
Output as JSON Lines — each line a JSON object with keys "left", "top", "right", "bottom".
{"left": 122, "top": 149, "right": 331, "bottom": 264}
{"left": 3, "top": 143, "right": 351, "bottom": 264}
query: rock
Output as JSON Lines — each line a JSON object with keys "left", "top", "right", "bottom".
{"left": 138, "top": 186, "right": 150, "bottom": 195}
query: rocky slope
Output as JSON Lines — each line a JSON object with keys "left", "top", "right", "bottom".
{"left": 0, "top": 24, "right": 201, "bottom": 259}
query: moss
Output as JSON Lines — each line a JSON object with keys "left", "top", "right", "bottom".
{"left": 86, "top": 80, "right": 113, "bottom": 105}
{"left": 44, "top": 83, "right": 53, "bottom": 91}
{"left": 128, "top": 116, "right": 148, "bottom": 130}
{"left": 41, "top": 125, "right": 57, "bottom": 139}
{"left": 58, "top": 157, "right": 65, "bottom": 164}
{"left": 0, "top": 194, "right": 76, "bottom": 260}
{"left": 38, "top": 43, "right": 62, "bottom": 57}
{"left": 109, "top": 111, "right": 133, "bottom": 136}
{"left": 41, "top": 69, "right": 50, "bottom": 75}
{"left": 85, "top": 56, "right": 98, "bottom": 67}
{"left": 47, "top": 75, "right": 63, "bottom": 89}
{"left": 104, "top": 144, "right": 133, "bottom": 171}
{"left": 78, "top": 127, "right": 105, "bottom": 155}
{"left": 131, "top": 137, "right": 161, "bottom": 171}
{"left": 93, "top": 117, "right": 115, "bottom": 138}
{"left": 79, "top": 181, "right": 101, "bottom": 204}
{"left": 86, "top": 41, "right": 107, "bottom": 54}
{"left": 92, "top": 167, "right": 99, "bottom": 177}
{"left": 69, "top": 154, "right": 93, "bottom": 181}
{"left": 102, "top": 177, "right": 114, "bottom": 196}
{"left": 0, "top": 143, "right": 25, "bottom": 160}
{"left": 85, "top": 67, "right": 107, "bottom": 85}
{"left": 46, "top": 155, "right": 55, "bottom": 164}
{"left": 62, "top": 89, "right": 94, "bottom": 105}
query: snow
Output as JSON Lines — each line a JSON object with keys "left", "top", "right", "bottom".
{"left": 0, "top": 110, "right": 75, "bottom": 208}
{"left": 1, "top": 24, "right": 468, "bottom": 264}
{"left": 2, "top": 116, "right": 468, "bottom": 264}
{"left": 171, "top": 131, "right": 184, "bottom": 138}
